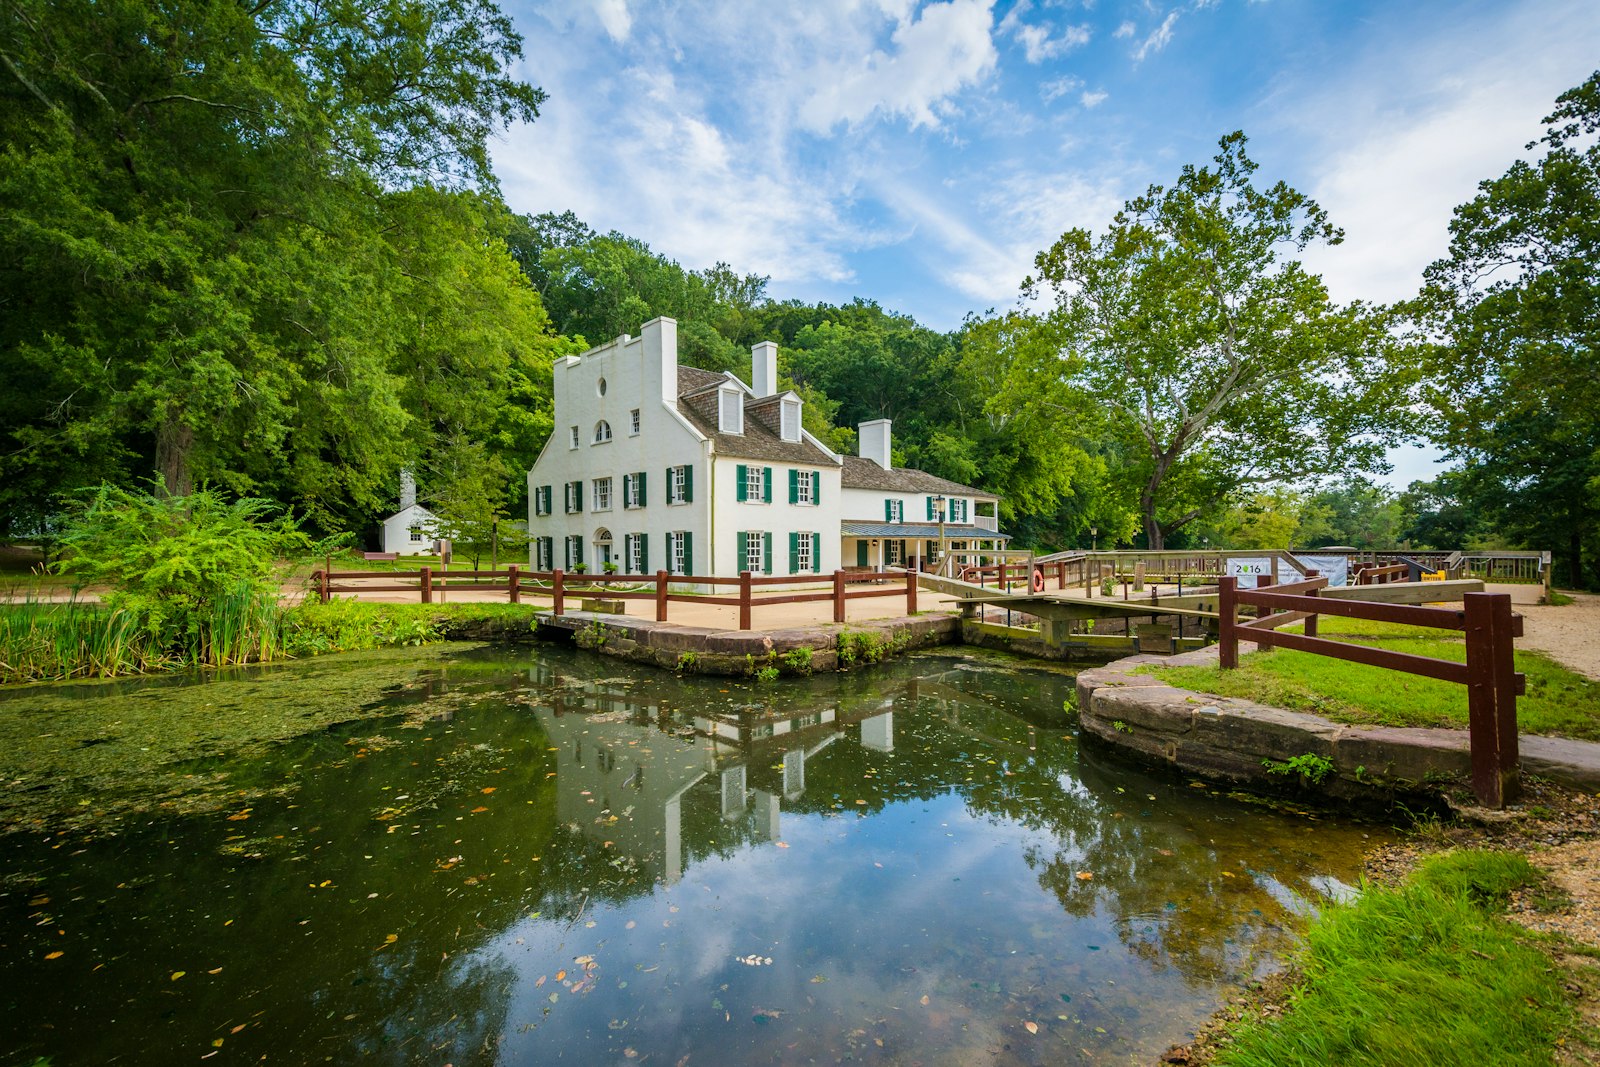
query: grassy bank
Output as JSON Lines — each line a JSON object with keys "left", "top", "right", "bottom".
{"left": 1154, "top": 616, "right": 1600, "bottom": 740}
{"left": 0, "top": 599, "right": 542, "bottom": 685}
{"left": 1209, "top": 849, "right": 1587, "bottom": 1066}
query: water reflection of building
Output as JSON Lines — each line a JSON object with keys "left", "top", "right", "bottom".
{"left": 526, "top": 665, "right": 896, "bottom": 885}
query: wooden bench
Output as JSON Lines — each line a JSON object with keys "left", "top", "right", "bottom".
{"left": 361, "top": 552, "right": 399, "bottom": 562}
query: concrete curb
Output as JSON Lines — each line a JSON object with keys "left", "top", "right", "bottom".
{"left": 1076, "top": 645, "right": 1600, "bottom": 795}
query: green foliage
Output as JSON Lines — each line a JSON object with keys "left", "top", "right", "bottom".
{"left": 1007, "top": 132, "right": 1403, "bottom": 549}
{"left": 0, "top": 600, "right": 169, "bottom": 683}
{"left": 1262, "top": 753, "right": 1335, "bottom": 785}
{"left": 835, "top": 628, "right": 910, "bottom": 667}
{"left": 675, "top": 650, "right": 699, "bottom": 673}
{"left": 1216, "top": 850, "right": 1566, "bottom": 1067}
{"left": 1111, "top": 720, "right": 1134, "bottom": 735}
{"left": 754, "top": 665, "right": 780, "bottom": 683}
{"left": 781, "top": 647, "right": 814, "bottom": 675}
{"left": 283, "top": 600, "right": 444, "bottom": 655}
{"left": 56, "top": 484, "right": 317, "bottom": 667}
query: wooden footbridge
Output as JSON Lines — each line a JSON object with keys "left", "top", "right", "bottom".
{"left": 918, "top": 569, "right": 1490, "bottom": 657}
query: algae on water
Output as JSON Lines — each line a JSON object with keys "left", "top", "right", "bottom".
{"left": 0, "top": 645, "right": 494, "bottom": 836}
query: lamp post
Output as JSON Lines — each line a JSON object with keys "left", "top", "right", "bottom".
{"left": 932, "top": 494, "right": 947, "bottom": 575}
{"left": 1090, "top": 525, "right": 1098, "bottom": 552}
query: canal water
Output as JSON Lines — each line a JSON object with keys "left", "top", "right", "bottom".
{"left": 0, "top": 645, "right": 1385, "bottom": 1065}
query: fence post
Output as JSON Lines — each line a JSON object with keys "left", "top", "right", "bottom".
{"left": 832, "top": 570, "right": 846, "bottom": 624}
{"left": 419, "top": 566, "right": 432, "bottom": 605}
{"left": 739, "top": 571, "right": 753, "bottom": 631}
{"left": 1304, "top": 570, "right": 1318, "bottom": 638}
{"left": 1464, "top": 592, "right": 1520, "bottom": 808}
{"left": 316, "top": 568, "right": 329, "bottom": 604}
{"left": 552, "top": 569, "right": 564, "bottom": 617}
{"left": 906, "top": 569, "right": 918, "bottom": 614}
{"left": 656, "top": 570, "right": 669, "bottom": 622}
{"left": 1218, "top": 576, "right": 1238, "bottom": 669}
{"left": 508, "top": 564, "right": 520, "bottom": 604}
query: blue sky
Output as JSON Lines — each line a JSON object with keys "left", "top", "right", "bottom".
{"left": 493, "top": 0, "right": 1600, "bottom": 487}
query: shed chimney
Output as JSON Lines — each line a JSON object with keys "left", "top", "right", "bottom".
{"left": 751, "top": 341, "right": 778, "bottom": 397}
{"left": 858, "top": 419, "right": 891, "bottom": 469}
{"left": 399, "top": 469, "right": 417, "bottom": 510}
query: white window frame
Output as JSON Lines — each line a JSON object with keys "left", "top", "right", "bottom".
{"left": 568, "top": 425, "right": 579, "bottom": 449}
{"left": 796, "top": 469, "right": 814, "bottom": 505}
{"left": 718, "top": 388, "right": 743, "bottom": 434}
{"left": 888, "top": 499, "right": 904, "bottom": 524}
{"left": 409, "top": 526, "right": 422, "bottom": 543}
{"left": 630, "top": 408, "right": 641, "bottom": 435}
{"left": 886, "top": 539, "right": 903, "bottom": 566}
{"left": 745, "top": 531, "right": 764, "bottom": 573}
{"left": 592, "top": 476, "right": 613, "bottom": 512}
{"left": 780, "top": 398, "right": 800, "bottom": 442}
{"left": 628, "top": 533, "right": 643, "bottom": 574}
{"left": 796, "top": 531, "right": 813, "bottom": 573}
{"left": 593, "top": 420, "right": 613, "bottom": 444}
{"left": 670, "top": 532, "right": 686, "bottom": 575}
{"left": 743, "top": 465, "right": 763, "bottom": 501}
{"left": 669, "top": 465, "right": 687, "bottom": 505}
{"left": 623, "top": 472, "right": 638, "bottom": 509}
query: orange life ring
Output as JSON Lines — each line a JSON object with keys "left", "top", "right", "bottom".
{"left": 1031, "top": 568, "right": 1045, "bottom": 594}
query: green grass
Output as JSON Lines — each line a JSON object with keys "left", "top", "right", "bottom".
{"left": 1216, "top": 850, "right": 1571, "bottom": 1067}
{"left": 1155, "top": 615, "right": 1600, "bottom": 740}
{"left": 283, "top": 599, "right": 538, "bottom": 654}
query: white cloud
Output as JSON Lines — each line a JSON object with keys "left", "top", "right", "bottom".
{"left": 592, "top": 0, "right": 632, "bottom": 42}
{"left": 1040, "top": 75, "right": 1083, "bottom": 102}
{"left": 1113, "top": 19, "right": 1136, "bottom": 38}
{"left": 1080, "top": 88, "right": 1108, "bottom": 108}
{"left": 1133, "top": 11, "right": 1179, "bottom": 61}
{"left": 798, "top": 0, "right": 1000, "bottom": 131}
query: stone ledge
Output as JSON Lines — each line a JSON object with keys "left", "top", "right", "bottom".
{"left": 1078, "top": 644, "right": 1600, "bottom": 797}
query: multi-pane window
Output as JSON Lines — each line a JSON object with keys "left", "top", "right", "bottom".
{"left": 744, "top": 531, "right": 764, "bottom": 573}
{"left": 568, "top": 426, "right": 579, "bottom": 449}
{"left": 886, "top": 499, "right": 904, "bottom": 523}
{"left": 565, "top": 534, "right": 583, "bottom": 569}
{"left": 886, "top": 539, "right": 903, "bottom": 566}
{"left": 950, "top": 498, "right": 968, "bottom": 522}
{"left": 796, "top": 531, "right": 813, "bottom": 572}
{"left": 627, "top": 533, "right": 644, "bottom": 574}
{"left": 796, "top": 470, "right": 814, "bottom": 505}
{"left": 564, "top": 481, "right": 582, "bottom": 513}
{"left": 630, "top": 409, "right": 641, "bottom": 435}
{"left": 593, "top": 420, "right": 612, "bottom": 444}
{"left": 669, "top": 531, "right": 691, "bottom": 575}
{"left": 593, "top": 476, "right": 612, "bottom": 511}
{"left": 623, "top": 471, "right": 646, "bottom": 509}
{"left": 745, "top": 465, "right": 763, "bottom": 500}
{"left": 409, "top": 527, "right": 422, "bottom": 543}
{"left": 668, "top": 464, "right": 691, "bottom": 504}
{"left": 534, "top": 537, "right": 552, "bottom": 571}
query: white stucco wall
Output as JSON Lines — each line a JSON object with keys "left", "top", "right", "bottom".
{"left": 380, "top": 504, "right": 442, "bottom": 555}
{"left": 710, "top": 458, "right": 842, "bottom": 577}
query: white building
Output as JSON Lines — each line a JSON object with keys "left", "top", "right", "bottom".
{"left": 379, "top": 471, "right": 443, "bottom": 556}
{"left": 525, "top": 317, "right": 1007, "bottom": 581}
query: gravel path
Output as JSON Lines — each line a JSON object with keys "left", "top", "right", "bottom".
{"left": 1515, "top": 590, "right": 1600, "bottom": 682}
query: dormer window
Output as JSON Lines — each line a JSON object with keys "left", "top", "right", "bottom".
{"left": 780, "top": 397, "right": 801, "bottom": 442}
{"left": 718, "top": 387, "right": 743, "bottom": 434}
{"left": 593, "top": 420, "right": 612, "bottom": 444}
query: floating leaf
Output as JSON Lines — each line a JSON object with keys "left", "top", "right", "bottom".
{"left": 1076, "top": 871, "right": 1093, "bottom": 881}
{"left": 44, "top": 951, "right": 63, "bottom": 960}
{"left": 482, "top": 787, "right": 497, "bottom": 794}
{"left": 920, "top": 995, "right": 930, "bottom": 1006}
{"left": 471, "top": 806, "right": 489, "bottom": 814}
{"left": 171, "top": 971, "right": 186, "bottom": 981}
{"left": 1024, "top": 1021, "right": 1038, "bottom": 1034}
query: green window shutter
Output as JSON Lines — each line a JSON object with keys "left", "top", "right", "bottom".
{"left": 737, "top": 530, "right": 748, "bottom": 569}
{"left": 812, "top": 532, "right": 821, "bottom": 573}
{"left": 575, "top": 482, "right": 583, "bottom": 512}
{"left": 638, "top": 471, "right": 647, "bottom": 508}
{"left": 813, "top": 471, "right": 821, "bottom": 506}
{"left": 666, "top": 467, "right": 674, "bottom": 503}
{"left": 575, "top": 536, "right": 583, "bottom": 566}
{"left": 762, "top": 466, "right": 772, "bottom": 503}
{"left": 885, "top": 498, "right": 893, "bottom": 522}
{"left": 789, "top": 531, "right": 800, "bottom": 574}
{"left": 763, "top": 531, "right": 773, "bottom": 574}
{"left": 683, "top": 531, "right": 693, "bottom": 574}
{"left": 856, "top": 540, "right": 868, "bottom": 567}
{"left": 640, "top": 533, "right": 649, "bottom": 573}
{"left": 926, "top": 496, "right": 934, "bottom": 520}
{"left": 684, "top": 464, "right": 694, "bottom": 503}
{"left": 736, "top": 464, "right": 748, "bottom": 502}
{"left": 788, "top": 468, "right": 798, "bottom": 504}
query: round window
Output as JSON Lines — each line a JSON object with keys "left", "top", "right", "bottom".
{"left": 598, "top": 377, "right": 607, "bottom": 396}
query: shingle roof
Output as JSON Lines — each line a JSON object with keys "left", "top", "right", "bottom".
{"left": 674, "top": 367, "right": 836, "bottom": 464}
{"left": 839, "top": 455, "right": 993, "bottom": 497}
{"left": 676, "top": 366, "right": 730, "bottom": 396}
{"left": 841, "top": 521, "right": 1010, "bottom": 540}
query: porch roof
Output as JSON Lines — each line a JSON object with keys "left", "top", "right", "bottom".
{"left": 840, "top": 521, "right": 1011, "bottom": 541}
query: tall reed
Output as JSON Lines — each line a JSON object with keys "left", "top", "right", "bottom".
{"left": 0, "top": 599, "right": 172, "bottom": 683}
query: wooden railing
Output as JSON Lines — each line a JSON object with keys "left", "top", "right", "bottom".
{"left": 1353, "top": 562, "right": 1409, "bottom": 585}
{"left": 1217, "top": 575, "right": 1524, "bottom": 808}
{"left": 310, "top": 567, "right": 918, "bottom": 629}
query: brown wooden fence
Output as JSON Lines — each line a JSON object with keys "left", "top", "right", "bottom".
{"left": 1217, "top": 575, "right": 1524, "bottom": 808}
{"left": 311, "top": 567, "right": 918, "bottom": 628}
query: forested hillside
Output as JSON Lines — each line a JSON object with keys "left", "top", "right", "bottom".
{"left": 2, "top": 2, "right": 1595, "bottom": 585}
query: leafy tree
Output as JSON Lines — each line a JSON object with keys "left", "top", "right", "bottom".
{"left": 1296, "top": 477, "right": 1404, "bottom": 549}
{"left": 1006, "top": 133, "right": 1403, "bottom": 549}
{"left": 0, "top": 0, "right": 548, "bottom": 536}
{"left": 1397, "top": 473, "right": 1488, "bottom": 550}
{"left": 1412, "top": 72, "right": 1600, "bottom": 587}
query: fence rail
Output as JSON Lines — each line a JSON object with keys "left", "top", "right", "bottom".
{"left": 310, "top": 566, "right": 918, "bottom": 629}
{"left": 1218, "top": 574, "right": 1524, "bottom": 808}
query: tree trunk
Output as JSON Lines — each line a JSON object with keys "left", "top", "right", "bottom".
{"left": 156, "top": 418, "right": 194, "bottom": 498}
{"left": 1570, "top": 529, "right": 1583, "bottom": 592}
